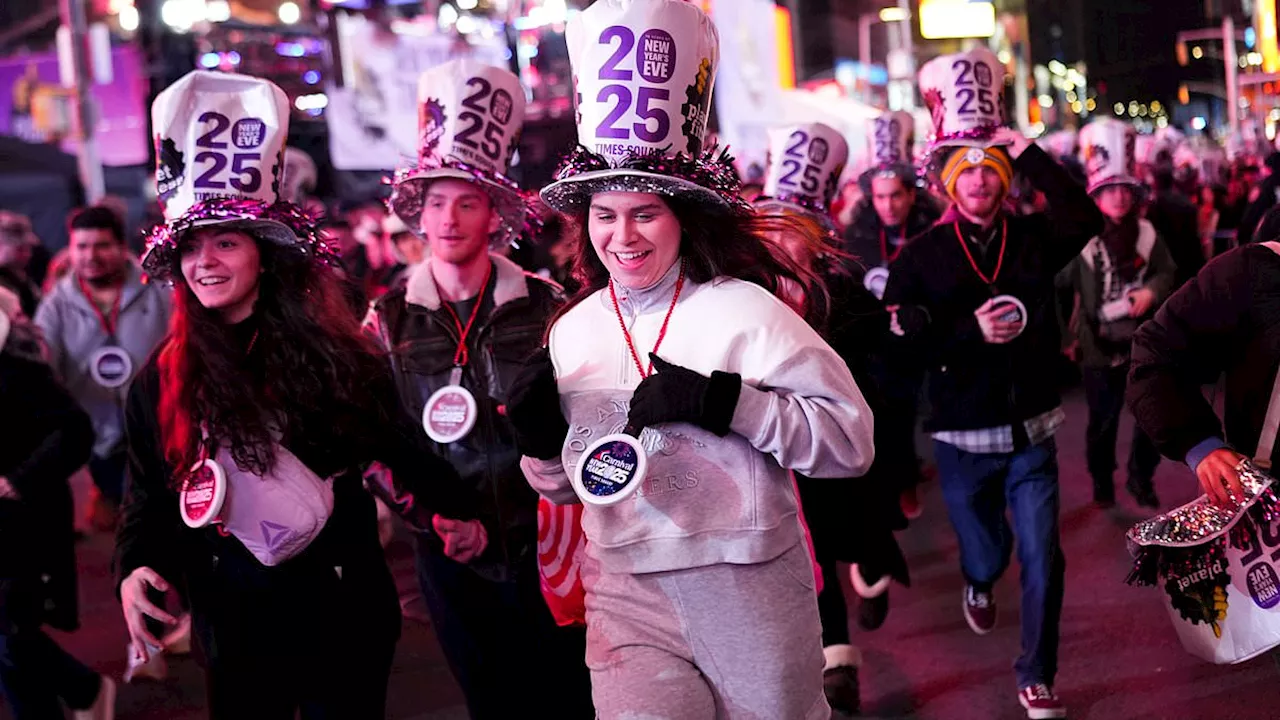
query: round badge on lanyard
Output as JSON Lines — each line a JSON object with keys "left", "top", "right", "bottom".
{"left": 572, "top": 261, "right": 688, "bottom": 506}
{"left": 180, "top": 458, "right": 227, "bottom": 528}
{"left": 423, "top": 379, "right": 478, "bottom": 444}
{"left": 863, "top": 267, "right": 890, "bottom": 300}
{"left": 423, "top": 265, "right": 492, "bottom": 443}
{"left": 573, "top": 433, "right": 648, "bottom": 506}
{"left": 990, "top": 294, "right": 1028, "bottom": 337}
{"left": 89, "top": 346, "right": 133, "bottom": 388}
{"left": 78, "top": 276, "right": 132, "bottom": 388}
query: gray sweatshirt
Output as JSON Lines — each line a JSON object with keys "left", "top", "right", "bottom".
{"left": 35, "top": 264, "right": 171, "bottom": 457}
{"left": 521, "top": 266, "right": 874, "bottom": 575}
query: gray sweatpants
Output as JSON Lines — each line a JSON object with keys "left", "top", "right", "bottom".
{"left": 582, "top": 543, "right": 830, "bottom": 720}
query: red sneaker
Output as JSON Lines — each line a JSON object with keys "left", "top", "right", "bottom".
{"left": 1018, "top": 683, "right": 1066, "bottom": 719}
{"left": 963, "top": 586, "right": 997, "bottom": 635}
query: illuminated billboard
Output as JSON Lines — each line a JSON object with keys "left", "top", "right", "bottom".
{"left": 919, "top": 0, "right": 996, "bottom": 40}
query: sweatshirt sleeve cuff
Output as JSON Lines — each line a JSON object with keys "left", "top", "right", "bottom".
{"left": 1186, "top": 437, "right": 1228, "bottom": 471}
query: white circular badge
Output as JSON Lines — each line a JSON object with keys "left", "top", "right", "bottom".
{"left": 89, "top": 346, "right": 134, "bottom": 389}
{"left": 573, "top": 433, "right": 649, "bottom": 506}
{"left": 422, "top": 385, "right": 478, "bottom": 444}
{"left": 864, "top": 267, "right": 890, "bottom": 300}
{"left": 990, "top": 294, "right": 1028, "bottom": 336}
{"left": 180, "top": 458, "right": 227, "bottom": 528}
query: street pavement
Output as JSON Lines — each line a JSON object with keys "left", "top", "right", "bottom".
{"left": 6, "top": 388, "right": 1280, "bottom": 719}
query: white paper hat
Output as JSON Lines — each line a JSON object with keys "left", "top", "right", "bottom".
{"left": 1079, "top": 119, "right": 1140, "bottom": 194}
{"left": 756, "top": 122, "right": 848, "bottom": 218}
{"left": 919, "top": 47, "right": 1008, "bottom": 151}
{"left": 541, "top": 0, "right": 732, "bottom": 214}
{"left": 281, "top": 147, "right": 318, "bottom": 204}
{"left": 143, "top": 71, "right": 329, "bottom": 279}
{"left": 388, "top": 59, "right": 529, "bottom": 246}
{"left": 867, "top": 111, "right": 915, "bottom": 168}
{"left": 1042, "top": 129, "right": 1078, "bottom": 159}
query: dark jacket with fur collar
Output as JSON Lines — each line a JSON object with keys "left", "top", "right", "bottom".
{"left": 370, "top": 254, "right": 563, "bottom": 582}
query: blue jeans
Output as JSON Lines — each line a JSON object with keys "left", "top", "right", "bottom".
{"left": 933, "top": 438, "right": 1066, "bottom": 688}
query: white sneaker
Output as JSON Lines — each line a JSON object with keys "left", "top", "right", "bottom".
{"left": 72, "top": 675, "right": 116, "bottom": 720}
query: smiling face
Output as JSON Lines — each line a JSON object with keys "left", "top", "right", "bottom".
{"left": 953, "top": 165, "right": 1005, "bottom": 222}
{"left": 419, "top": 178, "right": 500, "bottom": 267}
{"left": 587, "top": 192, "right": 682, "bottom": 289}
{"left": 179, "top": 227, "right": 263, "bottom": 323}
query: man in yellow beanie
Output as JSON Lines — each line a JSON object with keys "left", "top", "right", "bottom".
{"left": 882, "top": 124, "right": 1103, "bottom": 720}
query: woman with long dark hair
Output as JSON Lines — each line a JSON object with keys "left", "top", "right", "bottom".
{"left": 114, "top": 72, "right": 479, "bottom": 718}
{"left": 505, "top": 3, "right": 874, "bottom": 716}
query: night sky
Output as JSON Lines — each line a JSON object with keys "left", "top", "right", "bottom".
{"left": 1082, "top": 0, "right": 1219, "bottom": 108}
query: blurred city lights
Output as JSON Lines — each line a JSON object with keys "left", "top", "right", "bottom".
{"left": 118, "top": 5, "right": 139, "bottom": 31}
{"left": 279, "top": 2, "right": 300, "bottom": 24}
{"left": 206, "top": 0, "right": 231, "bottom": 22}
{"left": 303, "top": 70, "right": 321, "bottom": 85}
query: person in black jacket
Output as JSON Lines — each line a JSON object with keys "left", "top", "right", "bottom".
{"left": 1128, "top": 214, "right": 1280, "bottom": 507}
{"left": 1236, "top": 152, "right": 1280, "bottom": 248}
{"left": 115, "top": 70, "right": 479, "bottom": 720}
{"left": 0, "top": 286, "right": 115, "bottom": 720}
{"left": 1146, "top": 163, "right": 1205, "bottom": 286}
{"left": 883, "top": 126, "right": 1104, "bottom": 718}
{"left": 756, "top": 121, "right": 911, "bottom": 716}
{"left": 368, "top": 59, "right": 593, "bottom": 720}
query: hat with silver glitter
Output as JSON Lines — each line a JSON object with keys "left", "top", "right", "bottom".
{"left": 540, "top": 0, "right": 742, "bottom": 214}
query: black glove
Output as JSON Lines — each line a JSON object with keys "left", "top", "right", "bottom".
{"left": 627, "top": 354, "right": 742, "bottom": 437}
{"left": 504, "top": 347, "right": 570, "bottom": 460}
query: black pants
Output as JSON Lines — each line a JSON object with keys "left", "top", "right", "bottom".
{"left": 87, "top": 449, "right": 127, "bottom": 506}
{"left": 195, "top": 556, "right": 401, "bottom": 719}
{"left": 414, "top": 537, "right": 594, "bottom": 720}
{"left": 0, "top": 624, "right": 100, "bottom": 719}
{"left": 1083, "top": 365, "right": 1162, "bottom": 500}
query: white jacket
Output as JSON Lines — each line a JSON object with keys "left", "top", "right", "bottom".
{"left": 522, "top": 264, "right": 874, "bottom": 575}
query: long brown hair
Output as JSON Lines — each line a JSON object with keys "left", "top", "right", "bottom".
{"left": 547, "top": 194, "right": 828, "bottom": 331}
{"left": 157, "top": 233, "right": 388, "bottom": 484}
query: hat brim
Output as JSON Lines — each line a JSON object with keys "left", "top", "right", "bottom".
{"left": 752, "top": 199, "right": 837, "bottom": 232}
{"left": 389, "top": 168, "right": 527, "bottom": 248}
{"left": 140, "top": 217, "right": 300, "bottom": 280}
{"left": 540, "top": 170, "right": 731, "bottom": 214}
{"left": 929, "top": 137, "right": 1013, "bottom": 152}
{"left": 1087, "top": 175, "right": 1146, "bottom": 196}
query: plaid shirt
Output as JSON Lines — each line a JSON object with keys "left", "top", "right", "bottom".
{"left": 932, "top": 407, "right": 1066, "bottom": 455}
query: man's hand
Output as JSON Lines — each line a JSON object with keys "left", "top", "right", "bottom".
{"left": 1128, "top": 287, "right": 1157, "bottom": 318}
{"left": 433, "top": 515, "right": 488, "bottom": 564}
{"left": 991, "top": 127, "right": 1032, "bottom": 159}
{"left": 975, "top": 298, "right": 1024, "bottom": 344}
{"left": 0, "top": 477, "right": 17, "bottom": 500}
{"left": 1195, "top": 448, "right": 1248, "bottom": 507}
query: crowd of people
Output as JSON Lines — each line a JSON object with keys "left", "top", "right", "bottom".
{"left": 5, "top": 2, "right": 1280, "bottom": 719}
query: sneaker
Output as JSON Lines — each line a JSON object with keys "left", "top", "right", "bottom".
{"left": 1017, "top": 683, "right": 1066, "bottom": 719}
{"left": 963, "top": 586, "right": 997, "bottom": 635}
{"left": 1126, "top": 477, "right": 1160, "bottom": 509}
{"left": 900, "top": 486, "right": 923, "bottom": 520}
{"left": 72, "top": 675, "right": 116, "bottom": 720}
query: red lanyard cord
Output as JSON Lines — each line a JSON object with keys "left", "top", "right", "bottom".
{"left": 953, "top": 219, "right": 1008, "bottom": 287}
{"left": 439, "top": 263, "right": 493, "bottom": 368}
{"left": 77, "top": 275, "right": 121, "bottom": 338}
{"left": 880, "top": 224, "right": 907, "bottom": 264}
{"left": 609, "top": 260, "right": 686, "bottom": 379}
